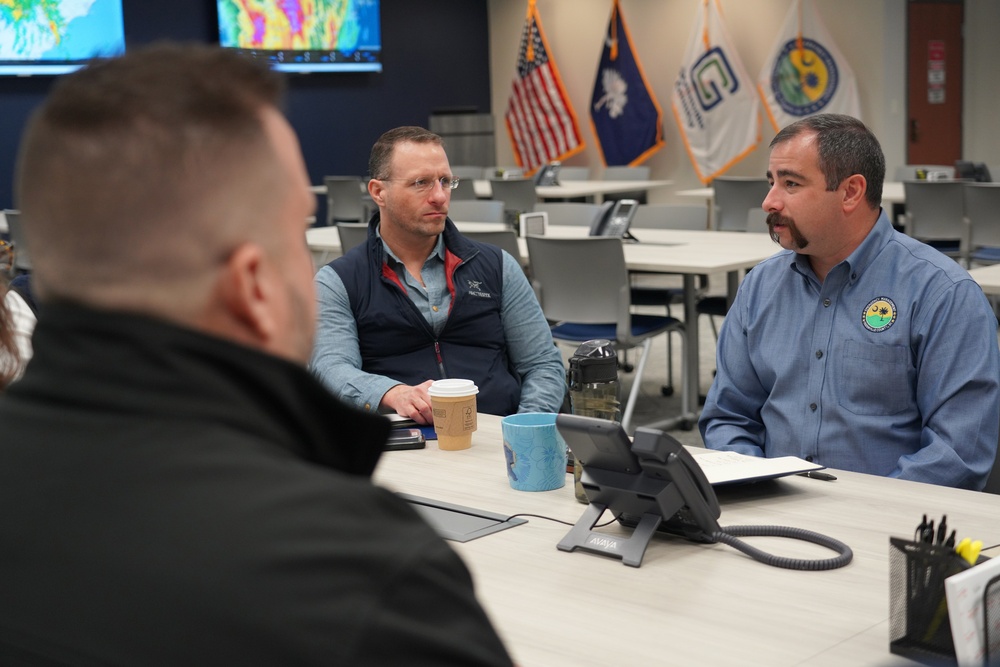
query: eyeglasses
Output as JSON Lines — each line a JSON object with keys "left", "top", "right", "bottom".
{"left": 381, "top": 176, "right": 460, "bottom": 193}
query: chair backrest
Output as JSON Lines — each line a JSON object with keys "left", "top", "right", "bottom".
{"left": 450, "top": 177, "right": 478, "bottom": 200}
{"left": 448, "top": 199, "right": 506, "bottom": 223}
{"left": 557, "top": 166, "right": 591, "bottom": 181}
{"left": 902, "top": 181, "right": 967, "bottom": 241}
{"left": 534, "top": 202, "right": 604, "bottom": 226}
{"left": 462, "top": 229, "right": 524, "bottom": 266}
{"left": 324, "top": 176, "right": 369, "bottom": 225}
{"left": 485, "top": 166, "right": 524, "bottom": 180}
{"left": 4, "top": 209, "right": 30, "bottom": 272}
{"left": 526, "top": 236, "right": 628, "bottom": 330}
{"left": 489, "top": 178, "right": 537, "bottom": 223}
{"left": 336, "top": 222, "right": 370, "bottom": 254}
{"left": 746, "top": 207, "right": 769, "bottom": 232}
{"left": 631, "top": 203, "right": 708, "bottom": 230}
{"left": 894, "top": 165, "right": 956, "bottom": 181}
{"left": 601, "top": 165, "right": 650, "bottom": 181}
{"left": 450, "top": 165, "right": 484, "bottom": 180}
{"left": 712, "top": 177, "right": 770, "bottom": 232}
{"left": 964, "top": 183, "right": 1000, "bottom": 249}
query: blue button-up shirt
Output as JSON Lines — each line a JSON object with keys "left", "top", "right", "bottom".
{"left": 311, "top": 229, "right": 566, "bottom": 415}
{"left": 700, "top": 210, "right": 1000, "bottom": 489}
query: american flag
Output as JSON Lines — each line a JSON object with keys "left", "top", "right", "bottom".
{"left": 504, "top": 0, "right": 584, "bottom": 173}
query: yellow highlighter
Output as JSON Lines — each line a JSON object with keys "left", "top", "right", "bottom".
{"left": 955, "top": 538, "right": 983, "bottom": 566}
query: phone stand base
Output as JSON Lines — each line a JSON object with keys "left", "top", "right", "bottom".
{"left": 557, "top": 503, "right": 663, "bottom": 568}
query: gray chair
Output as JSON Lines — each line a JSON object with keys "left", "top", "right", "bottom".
{"left": 324, "top": 176, "right": 370, "bottom": 225}
{"left": 629, "top": 204, "right": 709, "bottom": 395}
{"left": 746, "top": 207, "right": 769, "bottom": 232}
{"left": 4, "top": 209, "right": 30, "bottom": 273}
{"left": 336, "top": 222, "right": 370, "bottom": 255}
{"left": 450, "top": 165, "right": 484, "bottom": 180}
{"left": 484, "top": 166, "right": 524, "bottom": 180}
{"left": 712, "top": 177, "right": 770, "bottom": 232}
{"left": 526, "top": 235, "right": 687, "bottom": 432}
{"left": 448, "top": 199, "right": 505, "bottom": 223}
{"left": 534, "top": 202, "right": 603, "bottom": 227}
{"left": 557, "top": 166, "right": 591, "bottom": 181}
{"left": 449, "top": 166, "right": 482, "bottom": 201}
{"left": 964, "top": 183, "right": 1000, "bottom": 266}
{"left": 894, "top": 165, "right": 955, "bottom": 181}
{"left": 630, "top": 203, "right": 707, "bottom": 230}
{"left": 601, "top": 165, "right": 651, "bottom": 204}
{"left": 461, "top": 229, "right": 525, "bottom": 269}
{"left": 450, "top": 177, "right": 478, "bottom": 201}
{"left": 489, "top": 178, "right": 537, "bottom": 227}
{"left": 902, "top": 180, "right": 967, "bottom": 260}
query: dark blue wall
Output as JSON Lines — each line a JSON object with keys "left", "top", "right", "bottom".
{"left": 0, "top": 0, "right": 492, "bottom": 208}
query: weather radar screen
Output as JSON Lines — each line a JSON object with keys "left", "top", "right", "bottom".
{"left": 0, "top": 0, "right": 126, "bottom": 76}
{"left": 217, "top": 0, "right": 382, "bottom": 73}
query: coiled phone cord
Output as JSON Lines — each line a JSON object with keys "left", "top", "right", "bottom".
{"left": 712, "top": 525, "right": 854, "bottom": 570}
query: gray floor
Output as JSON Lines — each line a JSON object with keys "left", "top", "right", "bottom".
{"left": 557, "top": 271, "right": 730, "bottom": 448}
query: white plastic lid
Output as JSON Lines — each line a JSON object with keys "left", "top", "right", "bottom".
{"left": 427, "top": 378, "right": 479, "bottom": 397}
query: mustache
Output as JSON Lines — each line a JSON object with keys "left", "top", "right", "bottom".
{"left": 767, "top": 212, "right": 790, "bottom": 228}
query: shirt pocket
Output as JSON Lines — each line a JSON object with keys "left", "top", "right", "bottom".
{"left": 836, "top": 339, "right": 913, "bottom": 416}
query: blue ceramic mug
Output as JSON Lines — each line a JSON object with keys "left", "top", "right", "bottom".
{"left": 500, "top": 413, "right": 568, "bottom": 492}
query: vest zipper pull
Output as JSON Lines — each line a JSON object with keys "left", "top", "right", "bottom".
{"left": 434, "top": 341, "right": 447, "bottom": 378}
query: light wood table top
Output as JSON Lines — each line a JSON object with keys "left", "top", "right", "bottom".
{"left": 374, "top": 413, "right": 1000, "bottom": 666}
{"left": 967, "top": 263, "right": 1000, "bottom": 295}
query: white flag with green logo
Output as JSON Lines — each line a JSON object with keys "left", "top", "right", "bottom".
{"left": 757, "top": 0, "right": 861, "bottom": 132}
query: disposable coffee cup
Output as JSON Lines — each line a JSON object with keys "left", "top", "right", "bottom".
{"left": 428, "top": 379, "right": 479, "bottom": 450}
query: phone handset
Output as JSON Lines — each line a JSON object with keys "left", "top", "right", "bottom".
{"left": 588, "top": 199, "right": 639, "bottom": 240}
{"left": 630, "top": 427, "right": 721, "bottom": 539}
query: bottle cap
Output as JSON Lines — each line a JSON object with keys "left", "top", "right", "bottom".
{"left": 568, "top": 339, "right": 618, "bottom": 387}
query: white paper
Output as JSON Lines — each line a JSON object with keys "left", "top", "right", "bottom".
{"left": 686, "top": 448, "right": 823, "bottom": 485}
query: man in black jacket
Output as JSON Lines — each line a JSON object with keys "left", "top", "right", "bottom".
{"left": 0, "top": 43, "right": 512, "bottom": 666}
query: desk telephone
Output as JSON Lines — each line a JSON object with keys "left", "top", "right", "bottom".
{"left": 589, "top": 199, "right": 638, "bottom": 240}
{"left": 555, "top": 415, "right": 854, "bottom": 570}
{"left": 534, "top": 161, "right": 561, "bottom": 186}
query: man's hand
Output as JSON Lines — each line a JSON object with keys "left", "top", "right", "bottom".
{"left": 381, "top": 380, "right": 435, "bottom": 425}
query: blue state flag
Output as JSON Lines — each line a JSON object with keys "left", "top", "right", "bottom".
{"left": 589, "top": 0, "right": 663, "bottom": 166}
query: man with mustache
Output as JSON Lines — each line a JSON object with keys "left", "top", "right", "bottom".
{"left": 699, "top": 113, "right": 999, "bottom": 490}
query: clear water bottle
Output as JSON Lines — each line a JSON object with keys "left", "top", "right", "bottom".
{"left": 567, "top": 339, "right": 621, "bottom": 503}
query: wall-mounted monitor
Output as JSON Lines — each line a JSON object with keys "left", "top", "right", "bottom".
{"left": 216, "top": 0, "right": 382, "bottom": 73}
{"left": 0, "top": 0, "right": 125, "bottom": 76}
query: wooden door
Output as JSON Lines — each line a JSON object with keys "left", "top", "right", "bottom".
{"left": 907, "top": 1, "right": 964, "bottom": 165}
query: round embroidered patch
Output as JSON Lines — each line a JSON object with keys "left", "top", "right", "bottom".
{"left": 863, "top": 297, "right": 897, "bottom": 333}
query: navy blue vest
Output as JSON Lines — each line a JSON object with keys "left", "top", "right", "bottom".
{"left": 330, "top": 217, "right": 520, "bottom": 416}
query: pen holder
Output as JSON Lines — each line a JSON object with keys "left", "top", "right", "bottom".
{"left": 889, "top": 537, "right": 973, "bottom": 665}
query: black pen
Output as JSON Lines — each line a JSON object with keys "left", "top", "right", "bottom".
{"left": 798, "top": 470, "right": 838, "bottom": 481}
{"left": 936, "top": 515, "right": 948, "bottom": 545}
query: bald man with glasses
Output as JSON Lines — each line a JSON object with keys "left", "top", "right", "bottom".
{"left": 311, "top": 126, "right": 566, "bottom": 424}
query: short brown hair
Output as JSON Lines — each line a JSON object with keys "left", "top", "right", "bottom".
{"left": 770, "top": 114, "right": 885, "bottom": 209}
{"left": 368, "top": 126, "right": 445, "bottom": 180}
{"left": 15, "top": 42, "right": 288, "bottom": 311}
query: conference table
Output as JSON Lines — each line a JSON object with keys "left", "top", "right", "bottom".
{"left": 374, "top": 413, "right": 1000, "bottom": 666}
{"left": 473, "top": 178, "right": 672, "bottom": 202}
{"left": 309, "top": 179, "right": 673, "bottom": 204}
{"left": 676, "top": 181, "right": 907, "bottom": 227}
{"left": 306, "top": 224, "right": 779, "bottom": 430}
{"left": 968, "top": 264, "right": 1000, "bottom": 296}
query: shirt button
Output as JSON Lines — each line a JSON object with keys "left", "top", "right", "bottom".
{"left": 823, "top": 299, "right": 831, "bottom": 307}
{"left": 810, "top": 403, "right": 817, "bottom": 411}
{"left": 815, "top": 350, "right": 823, "bottom": 359}
{"left": 851, "top": 273, "right": 857, "bottom": 280}
{"left": 805, "top": 455, "right": 814, "bottom": 462}
{"left": 432, "top": 305, "right": 439, "bottom": 312}
{"left": 364, "top": 403, "right": 371, "bottom": 410}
